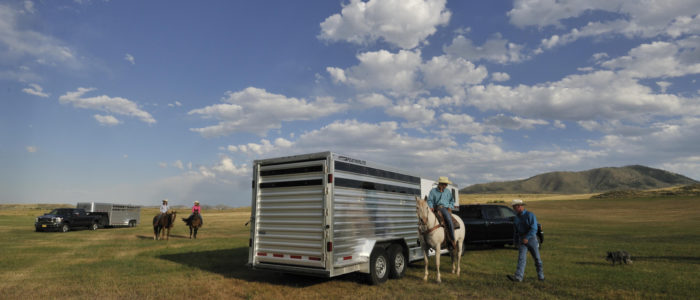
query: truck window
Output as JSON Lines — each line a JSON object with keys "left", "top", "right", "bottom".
{"left": 497, "top": 207, "right": 516, "bottom": 218}
{"left": 483, "top": 207, "right": 501, "bottom": 219}
{"left": 461, "top": 207, "right": 482, "bottom": 218}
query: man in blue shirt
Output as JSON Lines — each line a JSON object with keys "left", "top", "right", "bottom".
{"left": 507, "top": 199, "right": 544, "bottom": 282}
{"left": 427, "top": 176, "right": 455, "bottom": 249}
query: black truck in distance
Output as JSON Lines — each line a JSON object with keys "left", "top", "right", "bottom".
{"left": 35, "top": 208, "right": 103, "bottom": 232}
{"left": 456, "top": 204, "right": 543, "bottom": 248}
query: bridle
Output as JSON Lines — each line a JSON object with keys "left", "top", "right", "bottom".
{"left": 417, "top": 201, "right": 442, "bottom": 235}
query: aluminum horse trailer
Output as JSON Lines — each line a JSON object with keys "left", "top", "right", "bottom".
{"left": 77, "top": 202, "right": 141, "bottom": 227}
{"left": 247, "top": 152, "right": 458, "bottom": 284}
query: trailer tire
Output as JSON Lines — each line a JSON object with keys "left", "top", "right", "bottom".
{"left": 129, "top": 220, "right": 136, "bottom": 227}
{"left": 388, "top": 244, "right": 407, "bottom": 279}
{"left": 367, "top": 248, "right": 389, "bottom": 285}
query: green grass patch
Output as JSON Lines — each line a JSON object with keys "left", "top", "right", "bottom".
{"left": 1, "top": 197, "right": 699, "bottom": 299}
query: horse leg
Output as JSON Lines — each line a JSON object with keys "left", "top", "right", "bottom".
{"left": 153, "top": 226, "right": 158, "bottom": 240}
{"left": 193, "top": 227, "right": 198, "bottom": 239}
{"left": 189, "top": 226, "right": 193, "bottom": 239}
{"left": 435, "top": 244, "right": 441, "bottom": 283}
{"left": 455, "top": 242, "right": 462, "bottom": 276}
{"left": 422, "top": 247, "right": 430, "bottom": 282}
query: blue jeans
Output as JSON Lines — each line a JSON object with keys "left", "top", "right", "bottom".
{"left": 437, "top": 206, "right": 455, "bottom": 243}
{"left": 514, "top": 238, "right": 544, "bottom": 280}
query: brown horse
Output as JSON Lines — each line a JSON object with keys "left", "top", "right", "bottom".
{"left": 182, "top": 212, "right": 202, "bottom": 239}
{"left": 153, "top": 210, "right": 176, "bottom": 240}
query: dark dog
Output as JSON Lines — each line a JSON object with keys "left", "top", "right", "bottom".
{"left": 606, "top": 251, "right": 632, "bottom": 265}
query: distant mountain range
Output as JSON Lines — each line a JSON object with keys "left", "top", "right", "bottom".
{"left": 460, "top": 165, "right": 699, "bottom": 194}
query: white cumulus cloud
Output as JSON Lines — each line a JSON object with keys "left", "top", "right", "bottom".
{"left": 328, "top": 50, "right": 488, "bottom": 98}
{"left": 318, "top": 0, "right": 451, "bottom": 49}
{"left": 510, "top": 0, "right": 700, "bottom": 51}
{"left": 93, "top": 114, "right": 121, "bottom": 126}
{"left": 124, "top": 53, "right": 135, "bottom": 65}
{"left": 59, "top": 87, "right": 156, "bottom": 124}
{"left": 188, "top": 87, "right": 347, "bottom": 137}
{"left": 22, "top": 83, "right": 48, "bottom": 97}
{"left": 444, "top": 34, "right": 526, "bottom": 64}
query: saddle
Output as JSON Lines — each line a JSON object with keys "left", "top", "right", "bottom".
{"left": 435, "top": 209, "right": 459, "bottom": 250}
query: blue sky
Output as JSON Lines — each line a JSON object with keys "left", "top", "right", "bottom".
{"left": 2, "top": 0, "right": 700, "bottom": 207}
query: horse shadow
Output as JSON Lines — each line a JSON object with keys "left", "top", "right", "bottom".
{"left": 135, "top": 234, "right": 189, "bottom": 240}
{"left": 157, "top": 247, "right": 363, "bottom": 287}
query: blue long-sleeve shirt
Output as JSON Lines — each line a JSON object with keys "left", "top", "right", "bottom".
{"left": 427, "top": 187, "right": 454, "bottom": 209}
{"left": 513, "top": 209, "right": 538, "bottom": 241}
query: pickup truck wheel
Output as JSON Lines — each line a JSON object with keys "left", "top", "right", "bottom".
{"left": 388, "top": 244, "right": 406, "bottom": 279}
{"left": 367, "top": 248, "right": 389, "bottom": 285}
{"left": 89, "top": 223, "right": 98, "bottom": 231}
{"left": 61, "top": 223, "right": 70, "bottom": 233}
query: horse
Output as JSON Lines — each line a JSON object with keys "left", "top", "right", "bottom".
{"left": 415, "top": 196, "right": 465, "bottom": 283}
{"left": 182, "top": 212, "right": 202, "bottom": 239}
{"left": 153, "top": 210, "right": 176, "bottom": 240}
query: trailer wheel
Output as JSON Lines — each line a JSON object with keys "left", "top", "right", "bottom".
{"left": 61, "top": 223, "right": 70, "bottom": 233}
{"left": 367, "top": 248, "right": 389, "bottom": 285}
{"left": 388, "top": 244, "right": 407, "bottom": 279}
{"left": 89, "top": 222, "right": 98, "bottom": 231}
{"left": 129, "top": 220, "right": 136, "bottom": 227}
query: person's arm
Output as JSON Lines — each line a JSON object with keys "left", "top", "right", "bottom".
{"left": 526, "top": 213, "right": 538, "bottom": 241}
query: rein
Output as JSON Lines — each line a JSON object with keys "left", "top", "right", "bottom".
{"left": 418, "top": 206, "right": 442, "bottom": 235}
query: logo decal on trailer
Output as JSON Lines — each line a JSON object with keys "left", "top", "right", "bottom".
{"left": 337, "top": 156, "right": 366, "bottom": 165}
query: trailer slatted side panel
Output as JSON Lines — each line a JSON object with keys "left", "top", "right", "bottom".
{"left": 254, "top": 159, "right": 327, "bottom": 268}
{"left": 331, "top": 158, "right": 421, "bottom": 267}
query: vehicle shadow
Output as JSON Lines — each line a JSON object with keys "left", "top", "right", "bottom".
{"left": 158, "top": 247, "right": 363, "bottom": 287}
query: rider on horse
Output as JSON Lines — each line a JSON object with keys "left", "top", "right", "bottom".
{"left": 185, "top": 200, "right": 203, "bottom": 226}
{"left": 427, "top": 176, "right": 456, "bottom": 250}
{"left": 155, "top": 199, "right": 170, "bottom": 224}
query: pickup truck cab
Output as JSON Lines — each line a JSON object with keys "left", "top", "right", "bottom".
{"left": 456, "top": 204, "right": 543, "bottom": 247}
{"left": 35, "top": 208, "right": 102, "bottom": 232}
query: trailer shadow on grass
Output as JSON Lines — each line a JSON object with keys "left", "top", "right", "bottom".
{"left": 158, "top": 247, "right": 365, "bottom": 287}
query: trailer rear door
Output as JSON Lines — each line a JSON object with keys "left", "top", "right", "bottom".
{"left": 252, "top": 157, "right": 328, "bottom": 269}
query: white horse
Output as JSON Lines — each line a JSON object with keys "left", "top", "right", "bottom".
{"left": 416, "top": 196, "right": 465, "bottom": 283}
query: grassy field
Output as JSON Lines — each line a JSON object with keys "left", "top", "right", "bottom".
{"left": 1, "top": 196, "right": 698, "bottom": 299}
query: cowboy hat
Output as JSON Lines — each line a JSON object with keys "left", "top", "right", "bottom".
{"left": 194, "top": 201, "right": 200, "bottom": 205}
{"left": 511, "top": 199, "right": 526, "bottom": 206}
{"left": 162, "top": 199, "right": 168, "bottom": 203}
{"left": 437, "top": 176, "right": 452, "bottom": 185}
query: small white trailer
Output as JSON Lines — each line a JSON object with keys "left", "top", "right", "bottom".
{"left": 247, "top": 152, "right": 458, "bottom": 284}
{"left": 77, "top": 202, "right": 141, "bottom": 227}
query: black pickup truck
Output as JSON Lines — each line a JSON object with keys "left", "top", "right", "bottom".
{"left": 35, "top": 208, "right": 103, "bottom": 232}
{"left": 456, "top": 204, "right": 543, "bottom": 247}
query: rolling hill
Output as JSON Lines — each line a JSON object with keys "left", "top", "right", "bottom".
{"left": 460, "top": 165, "right": 699, "bottom": 194}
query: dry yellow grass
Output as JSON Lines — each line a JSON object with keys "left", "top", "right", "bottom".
{"left": 458, "top": 193, "right": 598, "bottom": 204}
